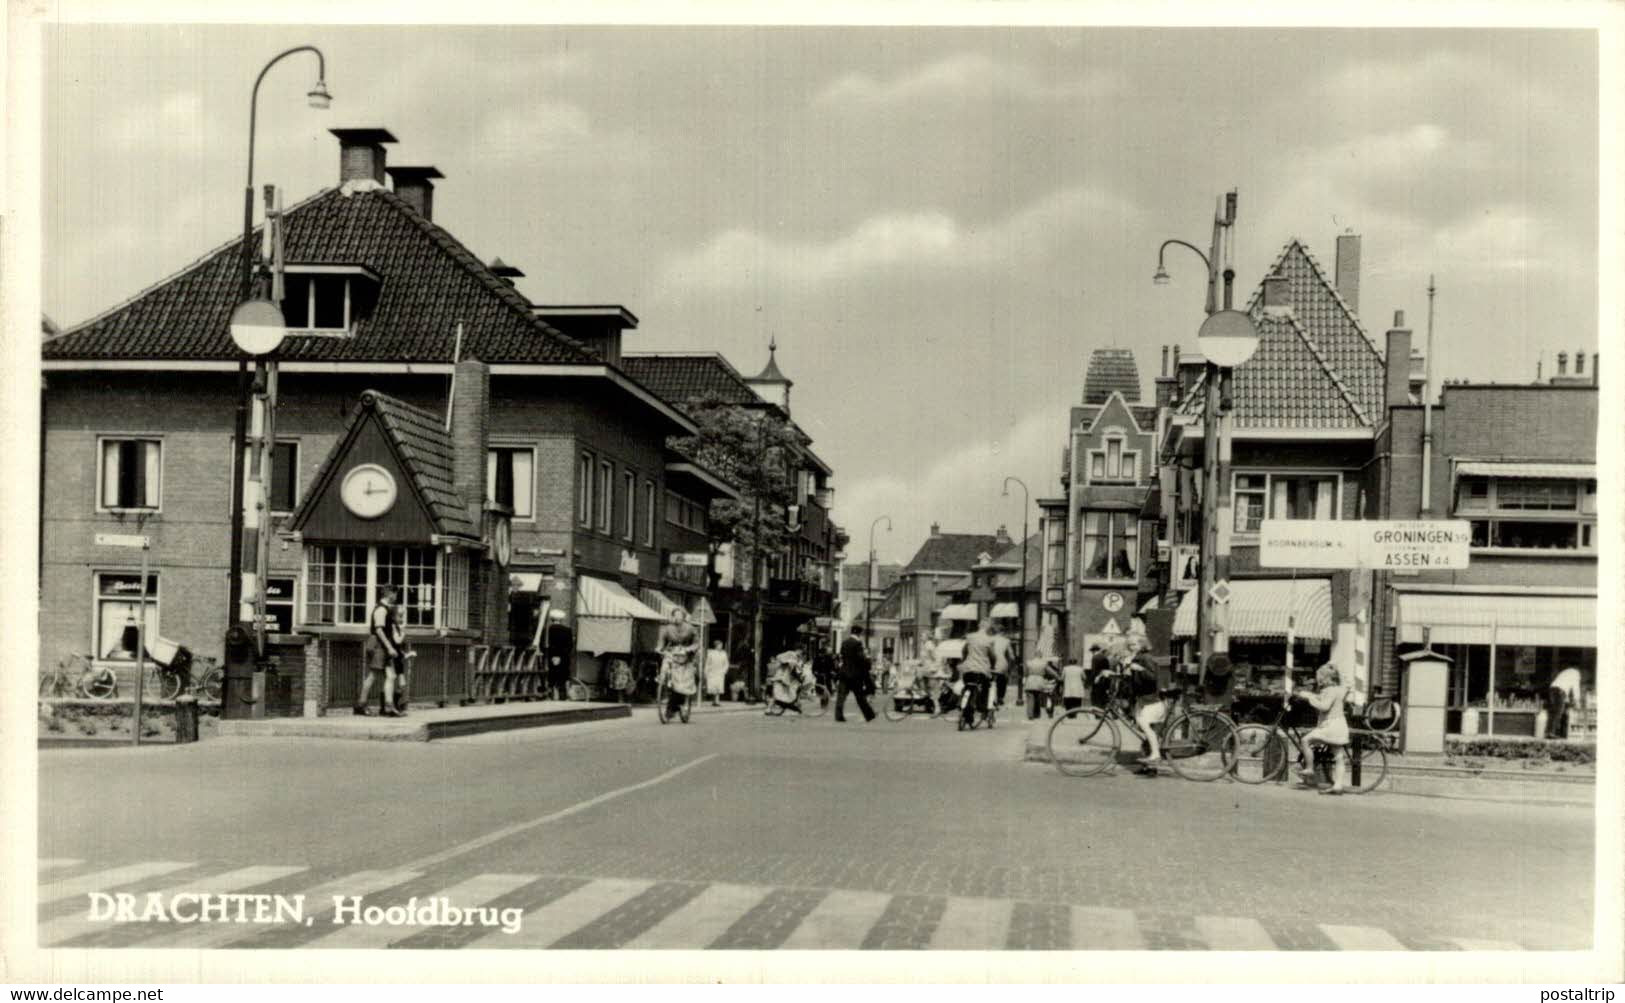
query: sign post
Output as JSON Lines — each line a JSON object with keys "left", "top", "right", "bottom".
{"left": 96, "top": 533, "right": 153, "bottom": 745}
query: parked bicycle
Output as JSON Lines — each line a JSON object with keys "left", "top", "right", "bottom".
{"left": 39, "top": 654, "right": 117, "bottom": 701}
{"left": 1231, "top": 694, "right": 1387, "bottom": 793}
{"left": 957, "top": 674, "right": 997, "bottom": 731}
{"left": 1045, "top": 676, "right": 1239, "bottom": 781}
{"left": 1354, "top": 685, "right": 1402, "bottom": 734}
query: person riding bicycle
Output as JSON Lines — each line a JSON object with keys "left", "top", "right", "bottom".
{"left": 957, "top": 619, "right": 999, "bottom": 723}
{"left": 656, "top": 608, "right": 700, "bottom": 720}
{"left": 766, "top": 651, "right": 814, "bottom": 715}
{"left": 1294, "top": 664, "right": 1350, "bottom": 795}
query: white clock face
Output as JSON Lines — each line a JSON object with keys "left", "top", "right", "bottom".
{"left": 340, "top": 464, "right": 398, "bottom": 520}
{"left": 493, "top": 519, "right": 512, "bottom": 566}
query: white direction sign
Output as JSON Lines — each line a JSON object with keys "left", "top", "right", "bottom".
{"left": 668, "top": 552, "right": 709, "bottom": 567}
{"left": 1259, "top": 520, "right": 1472, "bottom": 570}
{"left": 94, "top": 533, "right": 151, "bottom": 549}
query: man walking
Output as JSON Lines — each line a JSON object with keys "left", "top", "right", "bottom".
{"left": 356, "top": 585, "right": 402, "bottom": 717}
{"left": 1546, "top": 665, "right": 1584, "bottom": 739}
{"left": 835, "top": 625, "right": 876, "bottom": 723}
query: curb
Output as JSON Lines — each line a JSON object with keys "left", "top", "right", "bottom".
{"left": 217, "top": 703, "right": 631, "bottom": 742}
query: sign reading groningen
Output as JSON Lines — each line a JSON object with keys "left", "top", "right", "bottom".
{"left": 1259, "top": 520, "right": 1472, "bottom": 570}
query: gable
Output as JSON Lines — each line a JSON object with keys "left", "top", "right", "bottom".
{"left": 1085, "top": 392, "right": 1151, "bottom": 438}
{"left": 295, "top": 414, "right": 439, "bottom": 543}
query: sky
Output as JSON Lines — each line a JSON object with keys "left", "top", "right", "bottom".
{"left": 38, "top": 20, "right": 1604, "bottom": 565}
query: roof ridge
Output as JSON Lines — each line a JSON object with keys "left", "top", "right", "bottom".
{"left": 1242, "top": 237, "right": 1301, "bottom": 313}
{"left": 1284, "top": 314, "right": 1370, "bottom": 425}
{"left": 366, "top": 189, "right": 600, "bottom": 365}
{"left": 53, "top": 185, "right": 339, "bottom": 342}
{"left": 1290, "top": 239, "right": 1383, "bottom": 361}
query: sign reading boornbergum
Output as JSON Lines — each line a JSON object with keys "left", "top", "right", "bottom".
{"left": 1258, "top": 519, "right": 1472, "bottom": 570}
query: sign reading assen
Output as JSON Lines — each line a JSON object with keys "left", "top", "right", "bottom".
{"left": 1259, "top": 520, "right": 1471, "bottom": 570}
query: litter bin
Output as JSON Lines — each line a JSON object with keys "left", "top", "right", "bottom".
{"left": 174, "top": 693, "right": 199, "bottom": 743}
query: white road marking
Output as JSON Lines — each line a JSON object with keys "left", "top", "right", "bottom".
{"left": 400, "top": 755, "right": 718, "bottom": 873}
{"left": 624, "top": 882, "right": 772, "bottom": 949}
{"left": 40, "top": 859, "right": 82, "bottom": 873}
{"left": 478, "top": 878, "right": 653, "bottom": 948}
{"left": 781, "top": 889, "right": 892, "bottom": 949}
{"left": 41, "top": 865, "right": 307, "bottom": 947}
{"left": 1320, "top": 924, "right": 1407, "bottom": 951}
{"left": 1069, "top": 905, "right": 1144, "bottom": 950}
{"left": 138, "top": 869, "right": 421, "bottom": 949}
{"left": 1449, "top": 937, "right": 1524, "bottom": 951}
{"left": 928, "top": 896, "right": 1014, "bottom": 950}
{"left": 1194, "top": 915, "right": 1276, "bottom": 950}
{"left": 309, "top": 872, "right": 535, "bottom": 948}
{"left": 39, "top": 862, "right": 193, "bottom": 907}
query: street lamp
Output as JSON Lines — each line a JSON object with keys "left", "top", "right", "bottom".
{"left": 867, "top": 515, "right": 891, "bottom": 655}
{"left": 226, "top": 47, "right": 330, "bottom": 691}
{"left": 1001, "top": 476, "right": 1029, "bottom": 661}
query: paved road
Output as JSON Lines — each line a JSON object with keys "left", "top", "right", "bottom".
{"left": 37, "top": 706, "right": 1594, "bottom": 950}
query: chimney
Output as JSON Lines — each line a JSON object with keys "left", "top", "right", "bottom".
{"left": 1160, "top": 346, "right": 1170, "bottom": 377}
{"left": 1575, "top": 350, "right": 1586, "bottom": 377}
{"left": 1261, "top": 273, "right": 1292, "bottom": 316}
{"left": 1384, "top": 310, "right": 1412, "bottom": 408}
{"left": 995, "top": 525, "right": 1012, "bottom": 548}
{"left": 329, "top": 128, "right": 398, "bottom": 185}
{"left": 488, "top": 257, "right": 525, "bottom": 286}
{"left": 386, "top": 165, "right": 443, "bottom": 221}
{"left": 1335, "top": 231, "right": 1361, "bottom": 313}
{"left": 929, "top": 522, "right": 941, "bottom": 538}
{"left": 450, "top": 358, "right": 491, "bottom": 524}
{"left": 1556, "top": 351, "right": 1568, "bottom": 377}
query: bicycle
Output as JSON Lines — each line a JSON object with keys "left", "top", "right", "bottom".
{"left": 957, "top": 673, "right": 997, "bottom": 731}
{"left": 1231, "top": 695, "right": 1387, "bottom": 793}
{"left": 1354, "top": 685, "right": 1402, "bottom": 734}
{"left": 1045, "top": 676, "right": 1239, "bottom": 781}
{"left": 39, "top": 654, "right": 117, "bottom": 701}
{"left": 763, "top": 678, "right": 831, "bottom": 717}
{"left": 655, "top": 653, "right": 697, "bottom": 725}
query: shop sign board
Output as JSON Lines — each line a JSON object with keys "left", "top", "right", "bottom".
{"left": 95, "top": 533, "right": 151, "bottom": 549}
{"left": 1258, "top": 520, "right": 1472, "bottom": 571}
{"left": 668, "top": 552, "right": 709, "bottom": 567}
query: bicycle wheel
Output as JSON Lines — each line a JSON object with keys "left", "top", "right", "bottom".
{"left": 40, "top": 670, "right": 66, "bottom": 699}
{"left": 1161, "top": 710, "right": 1239, "bottom": 782}
{"left": 1046, "top": 707, "right": 1118, "bottom": 777}
{"left": 1347, "top": 738, "right": 1387, "bottom": 793}
{"left": 156, "top": 668, "right": 183, "bottom": 701}
{"left": 1232, "top": 724, "right": 1288, "bottom": 784}
{"left": 1362, "top": 697, "right": 1401, "bottom": 734}
{"left": 801, "top": 684, "right": 830, "bottom": 718}
{"left": 198, "top": 665, "right": 224, "bottom": 703}
{"left": 82, "top": 665, "right": 118, "bottom": 701}
{"left": 656, "top": 685, "right": 671, "bottom": 724}
{"left": 882, "top": 691, "right": 909, "bottom": 722}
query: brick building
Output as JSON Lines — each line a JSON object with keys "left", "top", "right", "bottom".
{"left": 894, "top": 525, "right": 1007, "bottom": 659}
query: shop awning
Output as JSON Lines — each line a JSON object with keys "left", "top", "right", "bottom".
{"left": 577, "top": 576, "right": 664, "bottom": 621}
{"left": 939, "top": 603, "right": 979, "bottom": 622}
{"left": 1395, "top": 592, "right": 1595, "bottom": 647}
{"left": 990, "top": 602, "right": 1020, "bottom": 619}
{"left": 1172, "top": 578, "right": 1332, "bottom": 641}
{"left": 934, "top": 639, "right": 966, "bottom": 660}
{"left": 641, "top": 587, "right": 685, "bottom": 619}
{"left": 690, "top": 596, "right": 717, "bottom": 626}
{"left": 1454, "top": 461, "right": 1594, "bottom": 481}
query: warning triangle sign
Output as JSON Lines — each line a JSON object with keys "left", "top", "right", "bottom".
{"left": 1101, "top": 618, "right": 1122, "bottom": 635}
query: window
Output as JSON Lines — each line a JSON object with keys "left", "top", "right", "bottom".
{"left": 1044, "top": 517, "right": 1067, "bottom": 587}
{"left": 1496, "top": 479, "right": 1577, "bottom": 511}
{"left": 643, "top": 480, "right": 656, "bottom": 546}
{"left": 664, "top": 490, "right": 704, "bottom": 531}
{"left": 1080, "top": 511, "right": 1138, "bottom": 581}
{"left": 1086, "top": 437, "right": 1139, "bottom": 483}
{"left": 241, "top": 441, "right": 299, "bottom": 514}
{"left": 99, "top": 438, "right": 161, "bottom": 510}
{"left": 1090, "top": 453, "right": 1105, "bottom": 480}
{"left": 623, "top": 471, "right": 636, "bottom": 540}
{"left": 487, "top": 446, "right": 535, "bottom": 520}
{"left": 578, "top": 453, "right": 593, "bottom": 527}
{"left": 1456, "top": 477, "right": 1595, "bottom": 553}
{"left": 264, "top": 576, "right": 297, "bottom": 633}
{"left": 280, "top": 267, "right": 380, "bottom": 336}
{"left": 1457, "top": 478, "right": 1490, "bottom": 512}
{"left": 598, "top": 461, "right": 613, "bottom": 532}
{"left": 303, "top": 544, "right": 465, "bottom": 628}
{"left": 1232, "top": 472, "right": 1339, "bottom": 533}
{"left": 93, "top": 572, "right": 158, "bottom": 662}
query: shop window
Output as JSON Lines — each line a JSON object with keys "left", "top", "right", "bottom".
{"left": 99, "top": 438, "right": 161, "bottom": 511}
{"left": 303, "top": 544, "right": 453, "bottom": 629}
{"left": 487, "top": 446, "right": 534, "bottom": 520}
{"left": 1080, "top": 511, "right": 1137, "bottom": 581}
{"left": 93, "top": 572, "right": 158, "bottom": 662}
{"left": 264, "top": 576, "right": 297, "bottom": 633}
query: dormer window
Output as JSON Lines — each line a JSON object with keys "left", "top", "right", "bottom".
{"left": 1088, "top": 436, "right": 1138, "bottom": 484}
{"left": 281, "top": 264, "right": 381, "bottom": 337}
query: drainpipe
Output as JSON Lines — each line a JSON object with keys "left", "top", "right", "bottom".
{"left": 1420, "top": 276, "right": 1436, "bottom": 515}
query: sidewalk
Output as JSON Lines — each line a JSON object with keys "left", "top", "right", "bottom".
{"left": 215, "top": 700, "right": 629, "bottom": 742}
{"left": 1018, "top": 717, "right": 1594, "bottom": 806}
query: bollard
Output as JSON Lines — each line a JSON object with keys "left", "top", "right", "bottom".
{"left": 174, "top": 693, "right": 199, "bottom": 744}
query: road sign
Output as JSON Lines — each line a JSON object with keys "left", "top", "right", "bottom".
{"left": 1196, "top": 309, "right": 1260, "bottom": 367}
{"left": 94, "top": 533, "right": 150, "bottom": 549}
{"left": 228, "top": 299, "right": 288, "bottom": 356}
{"left": 1208, "top": 580, "right": 1232, "bottom": 605}
{"left": 1101, "top": 592, "right": 1125, "bottom": 613}
{"left": 1259, "top": 520, "right": 1471, "bottom": 570}
{"left": 1101, "top": 618, "right": 1121, "bottom": 635}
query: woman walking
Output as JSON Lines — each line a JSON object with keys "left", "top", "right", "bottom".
{"left": 704, "top": 638, "right": 729, "bottom": 707}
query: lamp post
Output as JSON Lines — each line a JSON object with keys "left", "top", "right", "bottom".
{"left": 1001, "top": 476, "right": 1029, "bottom": 661}
{"left": 227, "top": 47, "right": 331, "bottom": 633}
{"left": 866, "top": 515, "right": 891, "bottom": 655}
{"left": 1154, "top": 192, "right": 1251, "bottom": 683}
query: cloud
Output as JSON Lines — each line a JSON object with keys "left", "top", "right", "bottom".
{"left": 105, "top": 90, "right": 206, "bottom": 154}
{"left": 471, "top": 99, "right": 649, "bottom": 166}
{"left": 815, "top": 52, "right": 1123, "bottom": 107}
{"left": 659, "top": 183, "right": 1136, "bottom": 292}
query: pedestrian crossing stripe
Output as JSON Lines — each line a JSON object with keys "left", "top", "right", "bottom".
{"left": 37, "top": 862, "right": 1533, "bottom": 952}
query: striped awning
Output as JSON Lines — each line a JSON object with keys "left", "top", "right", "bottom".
{"left": 641, "top": 587, "right": 685, "bottom": 619}
{"left": 939, "top": 603, "right": 979, "bottom": 622}
{"left": 1395, "top": 592, "right": 1595, "bottom": 647}
{"left": 1172, "top": 578, "right": 1333, "bottom": 641}
{"left": 990, "top": 602, "right": 1020, "bottom": 619}
{"left": 690, "top": 596, "right": 717, "bottom": 626}
{"left": 934, "top": 639, "right": 967, "bottom": 660}
{"left": 1455, "top": 461, "right": 1593, "bottom": 481}
{"left": 577, "top": 576, "right": 664, "bottom": 621}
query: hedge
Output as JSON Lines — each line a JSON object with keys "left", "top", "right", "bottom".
{"left": 1445, "top": 736, "right": 1595, "bottom": 764}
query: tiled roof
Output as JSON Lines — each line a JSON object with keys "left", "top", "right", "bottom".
{"left": 841, "top": 561, "right": 903, "bottom": 592}
{"left": 935, "top": 574, "right": 971, "bottom": 595}
{"left": 870, "top": 584, "right": 903, "bottom": 620}
{"left": 620, "top": 354, "right": 764, "bottom": 409}
{"left": 990, "top": 533, "right": 1043, "bottom": 589}
{"left": 1177, "top": 239, "right": 1385, "bottom": 429}
{"left": 291, "top": 389, "right": 478, "bottom": 539}
{"left": 1083, "top": 348, "right": 1142, "bottom": 404}
{"left": 43, "top": 185, "right": 598, "bottom": 366}
{"left": 903, "top": 532, "right": 1003, "bottom": 573}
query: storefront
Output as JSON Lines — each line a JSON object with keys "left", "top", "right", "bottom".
{"left": 1394, "top": 589, "right": 1597, "bottom": 739}
{"left": 574, "top": 575, "right": 664, "bottom": 695}
{"left": 1171, "top": 578, "right": 1334, "bottom": 686}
